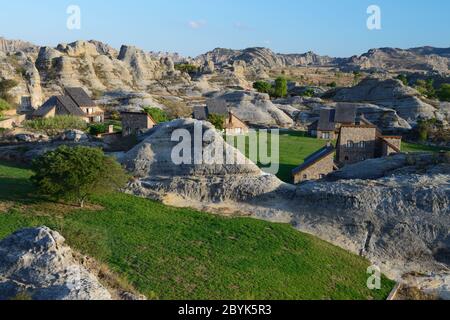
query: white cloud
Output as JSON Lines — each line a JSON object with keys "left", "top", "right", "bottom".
{"left": 188, "top": 20, "right": 207, "bottom": 29}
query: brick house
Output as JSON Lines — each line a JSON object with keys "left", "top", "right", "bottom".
{"left": 33, "top": 87, "right": 104, "bottom": 123}
{"left": 121, "top": 111, "right": 157, "bottom": 137}
{"left": 193, "top": 103, "right": 249, "bottom": 135}
{"left": 308, "top": 105, "right": 357, "bottom": 139}
{"left": 292, "top": 144, "right": 336, "bottom": 184}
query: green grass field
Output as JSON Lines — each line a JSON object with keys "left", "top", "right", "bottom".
{"left": 231, "top": 131, "right": 450, "bottom": 183}
{"left": 0, "top": 161, "right": 395, "bottom": 300}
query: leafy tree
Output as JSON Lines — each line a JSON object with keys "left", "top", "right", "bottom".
{"left": 0, "top": 79, "right": 18, "bottom": 102}
{"left": 301, "top": 89, "right": 315, "bottom": 97}
{"left": 415, "top": 79, "right": 436, "bottom": 99}
{"left": 207, "top": 113, "right": 226, "bottom": 131}
{"left": 327, "top": 82, "right": 337, "bottom": 88}
{"left": 174, "top": 64, "right": 199, "bottom": 75}
{"left": 143, "top": 107, "right": 169, "bottom": 123}
{"left": 396, "top": 74, "right": 408, "bottom": 86}
{"left": 88, "top": 123, "right": 108, "bottom": 135}
{"left": 437, "top": 83, "right": 450, "bottom": 102}
{"left": 0, "top": 98, "right": 12, "bottom": 118}
{"left": 273, "top": 77, "right": 288, "bottom": 98}
{"left": 352, "top": 71, "right": 362, "bottom": 86}
{"left": 31, "top": 146, "right": 129, "bottom": 208}
{"left": 253, "top": 81, "right": 273, "bottom": 94}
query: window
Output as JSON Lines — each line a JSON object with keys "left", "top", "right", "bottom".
{"left": 322, "top": 132, "right": 331, "bottom": 140}
{"left": 347, "top": 141, "right": 354, "bottom": 148}
{"left": 345, "top": 156, "right": 349, "bottom": 161}
{"left": 320, "top": 174, "right": 325, "bottom": 179}
{"left": 303, "top": 174, "right": 308, "bottom": 180}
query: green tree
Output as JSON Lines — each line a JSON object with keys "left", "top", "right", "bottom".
{"left": 253, "top": 81, "right": 273, "bottom": 94}
{"left": 396, "top": 74, "right": 408, "bottom": 86}
{"left": 327, "top": 82, "right": 337, "bottom": 88}
{"left": 273, "top": 77, "right": 288, "bottom": 98}
{"left": 31, "top": 146, "right": 129, "bottom": 208}
{"left": 437, "top": 83, "right": 450, "bottom": 102}
{"left": 143, "top": 107, "right": 169, "bottom": 123}
{"left": 352, "top": 71, "right": 362, "bottom": 86}
{"left": 0, "top": 79, "right": 18, "bottom": 102}
{"left": 415, "top": 79, "right": 436, "bottom": 99}
{"left": 207, "top": 113, "right": 226, "bottom": 131}
{"left": 0, "top": 98, "right": 12, "bottom": 118}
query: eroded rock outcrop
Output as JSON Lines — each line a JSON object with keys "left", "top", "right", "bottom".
{"left": 0, "top": 227, "right": 112, "bottom": 300}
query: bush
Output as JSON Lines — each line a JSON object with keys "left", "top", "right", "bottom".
{"left": 0, "top": 98, "right": 12, "bottom": 118}
{"left": 397, "top": 74, "right": 408, "bottom": 86}
{"left": 208, "top": 113, "right": 226, "bottom": 131}
{"left": 437, "top": 83, "right": 450, "bottom": 102}
{"left": 0, "top": 79, "right": 18, "bottom": 103}
{"left": 253, "top": 81, "right": 273, "bottom": 94}
{"left": 415, "top": 79, "right": 436, "bottom": 99}
{"left": 88, "top": 123, "right": 108, "bottom": 135}
{"left": 174, "top": 64, "right": 199, "bottom": 75}
{"left": 327, "top": 82, "right": 337, "bottom": 88}
{"left": 23, "top": 116, "right": 88, "bottom": 135}
{"left": 273, "top": 77, "right": 288, "bottom": 98}
{"left": 31, "top": 146, "right": 129, "bottom": 207}
{"left": 301, "top": 89, "right": 315, "bottom": 97}
{"left": 143, "top": 107, "right": 169, "bottom": 123}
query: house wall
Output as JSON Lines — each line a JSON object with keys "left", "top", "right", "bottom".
{"left": 317, "top": 130, "right": 336, "bottom": 140}
{"left": 337, "top": 126, "right": 378, "bottom": 165}
{"left": 225, "top": 114, "right": 249, "bottom": 135}
{"left": 122, "top": 113, "right": 155, "bottom": 137}
{"left": 381, "top": 137, "right": 402, "bottom": 157}
{"left": 293, "top": 153, "right": 335, "bottom": 184}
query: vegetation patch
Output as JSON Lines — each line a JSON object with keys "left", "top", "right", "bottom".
{"left": 23, "top": 116, "right": 88, "bottom": 135}
{"left": 0, "top": 161, "right": 395, "bottom": 300}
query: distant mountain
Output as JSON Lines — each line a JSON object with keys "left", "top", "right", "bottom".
{"left": 196, "top": 46, "right": 450, "bottom": 75}
{"left": 0, "top": 37, "right": 38, "bottom": 53}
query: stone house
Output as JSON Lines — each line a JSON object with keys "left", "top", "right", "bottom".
{"left": 33, "top": 87, "right": 104, "bottom": 123}
{"left": 64, "top": 88, "right": 104, "bottom": 123}
{"left": 121, "top": 111, "right": 157, "bottom": 137}
{"left": 292, "top": 144, "right": 336, "bottom": 184}
{"left": 335, "top": 117, "right": 402, "bottom": 165}
{"left": 308, "top": 105, "right": 357, "bottom": 139}
{"left": 193, "top": 104, "right": 249, "bottom": 135}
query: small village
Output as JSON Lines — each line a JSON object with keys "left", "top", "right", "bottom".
{"left": 0, "top": 1, "right": 449, "bottom": 303}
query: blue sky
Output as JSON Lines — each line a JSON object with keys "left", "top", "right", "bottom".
{"left": 0, "top": 0, "right": 449, "bottom": 57}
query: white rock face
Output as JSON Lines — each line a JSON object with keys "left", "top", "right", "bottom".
{"left": 206, "top": 90, "right": 294, "bottom": 127}
{"left": 329, "top": 78, "right": 438, "bottom": 124}
{"left": 0, "top": 227, "right": 112, "bottom": 300}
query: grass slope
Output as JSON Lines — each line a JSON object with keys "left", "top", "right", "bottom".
{"left": 0, "top": 161, "right": 394, "bottom": 300}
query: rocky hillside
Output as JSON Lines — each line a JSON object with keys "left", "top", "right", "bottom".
{"left": 0, "top": 39, "right": 191, "bottom": 107}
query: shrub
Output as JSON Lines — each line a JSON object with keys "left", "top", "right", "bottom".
{"left": 0, "top": 98, "right": 12, "bottom": 118}
{"left": 437, "top": 83, "right": 450, "bottom": 102}
{"left": 0, "top": 79, "right": 18, "bottom": 103}
{"left": 31, "top": 146, "right": 129, "bottom": 207}
{"left": 23, "top": 116, "right": 88, "bottom": 135}
{"left": 327, "top": 82, "right": 337, "bottom": 88}
{"left": 88, "top": 123, "right": 108, "bottom": 135}
{"left": 253, "top": 81, "right": 273, "bottom": 94}
{"left": 208, "top": 113, "right": 226, "bottom": 131}
{"left": 415, "top": 79, "right": 436, "bottom": 99}
{"left": 396, "top": 74, "right": 408, "bottom": 86}
{"left": 143, "top": 107, "right": 169, "bottom": 123}
{"left": 273, "top": 77, "right": 288, "bottom": 98}
{"left": 174, "top": 64, "right": 199, "bottom": 75}
{"left": 301, "top": 89, "right": 315, "bottom": 97}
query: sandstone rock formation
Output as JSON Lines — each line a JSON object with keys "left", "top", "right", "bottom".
{"left": 327, "top": 78, "right": 439, "bottom": 124}
{"left": 205, "top": 90, "right": 294, "bottom": 127}
{"left": 0, "top": 227, "right": 112, "bottom": 300}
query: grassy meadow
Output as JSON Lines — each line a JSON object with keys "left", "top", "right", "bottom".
{"left": 0, "top": 161, "right": 395, "bottom": 300}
